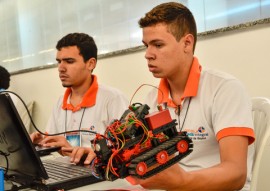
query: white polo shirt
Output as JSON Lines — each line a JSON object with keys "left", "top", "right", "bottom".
{"left": 144, "top": 57, "right": 255, "bottom": 190}
{"left": 46, "top": 75, "right": 129, "bottom": 147}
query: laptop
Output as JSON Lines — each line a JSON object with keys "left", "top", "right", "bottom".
{"left": 0, "top": 93, "right": 103, "bottom": 190}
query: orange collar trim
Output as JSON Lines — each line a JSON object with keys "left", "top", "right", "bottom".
{"left": 158, "top": 57, "right": 201, "bottom": 107}
{"left": 62, "top": 75, "right": 98, "bottom": 112}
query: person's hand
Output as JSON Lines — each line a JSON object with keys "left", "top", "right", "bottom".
{"left": 30, "top": 132, "right": 44, "bottom": 144}
{"left": 39, "top": 135, "right": 71, "bottom": 149}
{"left": 126, "top": 163, "right": 184, "bottom": 191}
{"left": 61, "top": 146, "right": 96, "bottom": 165}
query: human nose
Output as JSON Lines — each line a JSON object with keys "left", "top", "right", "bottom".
{"left": 58, "top": 62, "right": 66, "bottom": 72}
{"left": 145, "top": 46, "right": 155, "bottom": 60}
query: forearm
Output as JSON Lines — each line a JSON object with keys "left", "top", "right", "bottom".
{"left": 136, "top": 160, "right": 247, "bottom": 191}
{"left": 131, "top": 135, "right": 250, "bottom": 191}
{"left": 175, "top": 135, "right": 250, "bottom": 191}
{"left": 174, "top": 162, "right": 247, "bottom": 191}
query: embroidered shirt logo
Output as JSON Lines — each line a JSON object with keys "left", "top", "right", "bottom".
{"left": 185, "top": 126, "right": 208, "bottom": 141}
{"left": 198, "top": 126, "right": 205, "bottom": 133}
{"left": 89, "top": 125, "right": 95, "bottom": 131}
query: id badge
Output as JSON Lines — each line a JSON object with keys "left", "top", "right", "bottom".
{"left": 66, "top": 132, "right": 81, "bottom": 147}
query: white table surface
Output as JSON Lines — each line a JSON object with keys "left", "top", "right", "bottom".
{"left": 70, "top": 178, "right": 148, "bottom": 191}
{"left": 5, "top": 179, "right": 163, "bottom": 191}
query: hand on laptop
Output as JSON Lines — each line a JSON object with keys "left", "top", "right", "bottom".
{"left": 30, "top": 133, "right": 72, "bottom": 153}
{"left": 30, "top": 132, "right": 44, "bottom": 144}
{"left": 40, "top": 135, "right": 72, "bottom": 149}
{"left": 62, "top": 147, "right": 96, "bottom": 165}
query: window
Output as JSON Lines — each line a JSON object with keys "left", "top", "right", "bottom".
{"left": 1, "top": 0, "right": 269, "bottom": 72}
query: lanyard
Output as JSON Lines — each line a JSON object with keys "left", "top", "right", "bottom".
{"left": 175, "top": 97, "right": 192, "bottom": 132}
{"left": 64, "top": 107, "right": 86, "bottom": 134}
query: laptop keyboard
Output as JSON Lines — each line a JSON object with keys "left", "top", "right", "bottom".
{"left": 42, "top": 159, "right": 93, "bottom": 184}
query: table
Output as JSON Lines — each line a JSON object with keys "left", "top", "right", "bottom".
{"left": 70, "top": 179, "right": 148, "bottom": 191}
{"left": 5, "top": 179, "right": 154, "bottom": 191}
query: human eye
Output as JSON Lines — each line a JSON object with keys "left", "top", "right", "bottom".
{"left": 66, "top": 58, "right": 75, "bottom": 64}
{"left": 154, "top": 43, "right": 163, "bottom": 48}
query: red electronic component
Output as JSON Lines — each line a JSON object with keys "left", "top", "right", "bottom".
{"left": 145, "top": 109, "right": 172, "bottom": 130}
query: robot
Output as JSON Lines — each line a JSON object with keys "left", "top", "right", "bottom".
{"left": 91, "top": 103, "right": 193, "bottom": 181}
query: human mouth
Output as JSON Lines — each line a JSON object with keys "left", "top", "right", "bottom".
{"left": 59, "top": 74, "right": 68, "bottom": 81}
{"left": 148, "top": 64, "right": 157, "bottom": 72}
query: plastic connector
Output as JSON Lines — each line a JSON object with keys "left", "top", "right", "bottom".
{"left": 0, "top": 168, "right": 4, "bottom": 191}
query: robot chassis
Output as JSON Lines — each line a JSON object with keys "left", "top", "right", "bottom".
{"left": 91, "top": 103, "right": 193, "bottom": 181}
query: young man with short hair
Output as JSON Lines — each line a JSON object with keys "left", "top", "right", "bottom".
{"left": 127, "top": 2, "right": 255, "bottom": 191}
{"left": 31, "top": 33, "right": 128, "bottom": 164}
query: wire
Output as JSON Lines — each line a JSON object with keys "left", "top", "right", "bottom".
{"left": 129, "top": 84, "right": 164, "bottom": 106}
{"left": 48, "top": 129, "right": 97, "bottom": 136}
{"left": 90, "top": 158, "right": 101, "bottom": 179}
{"left": 98, "top": 111, "right": 151, "bottom": 179}
{"left": 0, "top": 91, "right": 97, "bottom": 136}
{"left": 0, "top": 90, "right": 39, "bottom": 130}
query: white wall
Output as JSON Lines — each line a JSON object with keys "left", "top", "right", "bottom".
{"left": 10, "top": 23, "right": 270, "bottom": 131}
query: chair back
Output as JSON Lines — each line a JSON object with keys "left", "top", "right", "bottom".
{"left": 250, "top": 97, "right": 270, "bottom": 191}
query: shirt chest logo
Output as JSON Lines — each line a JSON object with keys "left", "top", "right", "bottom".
{"left": 185, "top": 126, "right": 209, "bottom": 141}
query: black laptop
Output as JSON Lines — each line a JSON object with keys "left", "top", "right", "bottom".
{"left": 0, "top": 93, "right": 103, "bottom": 190}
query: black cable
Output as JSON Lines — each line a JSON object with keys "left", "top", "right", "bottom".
{"left": 0, "top": 90, "right": 36, "bottom": 130}
{"left": 0, "top": 91, "right": 97, "bottom": 136}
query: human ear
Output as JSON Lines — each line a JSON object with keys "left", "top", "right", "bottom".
{"left": 87, "top": 58, "right": 97, "bottom": 71}
{"left": 183, "top": 34, "right": 194, "bottom": 53}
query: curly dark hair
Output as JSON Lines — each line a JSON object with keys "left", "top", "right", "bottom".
{"left": 56, "top": 33, "right": 98, "bottom": 62}
{"left": 0, "top": 65, "right": 10, "bottom": 89}
{"left": 139, "top": 2, "right": 197, "bottom": 52}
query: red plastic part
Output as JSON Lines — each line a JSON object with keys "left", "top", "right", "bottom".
{"left": 136, "top": 162, "right": 148, "bottom": 176}
{"left": 177, "top": 140, "right": 189, "bottom": 153}
{"left": 145, "top": 109, "right": 172, "bottom": 130}
{"left": 156, "top": 150, "right": 169, "bottom": 164}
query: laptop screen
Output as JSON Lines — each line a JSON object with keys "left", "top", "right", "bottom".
{"left": 0, "top": 93, "right": 48, "bottom": 181}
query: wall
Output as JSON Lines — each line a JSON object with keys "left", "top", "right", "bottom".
{"left": 10, "top": 22, "right": 270, "bottom": 131}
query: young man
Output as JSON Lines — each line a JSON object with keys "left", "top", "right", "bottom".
{"left": 127, "top": 2, "right": 255, "bottom": 191}
{"left": 31, "top": 33, "right": 128, "bottom": 164}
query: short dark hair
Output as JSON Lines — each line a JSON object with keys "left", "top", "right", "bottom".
{"left": 139, "top": 2, "right": 197, "bottom": 52}
{"left": 56, "top": 33, "right": 98, "bottom": 62}
{"left": 0, "top": 65, "right": 10, "bottom": 89}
